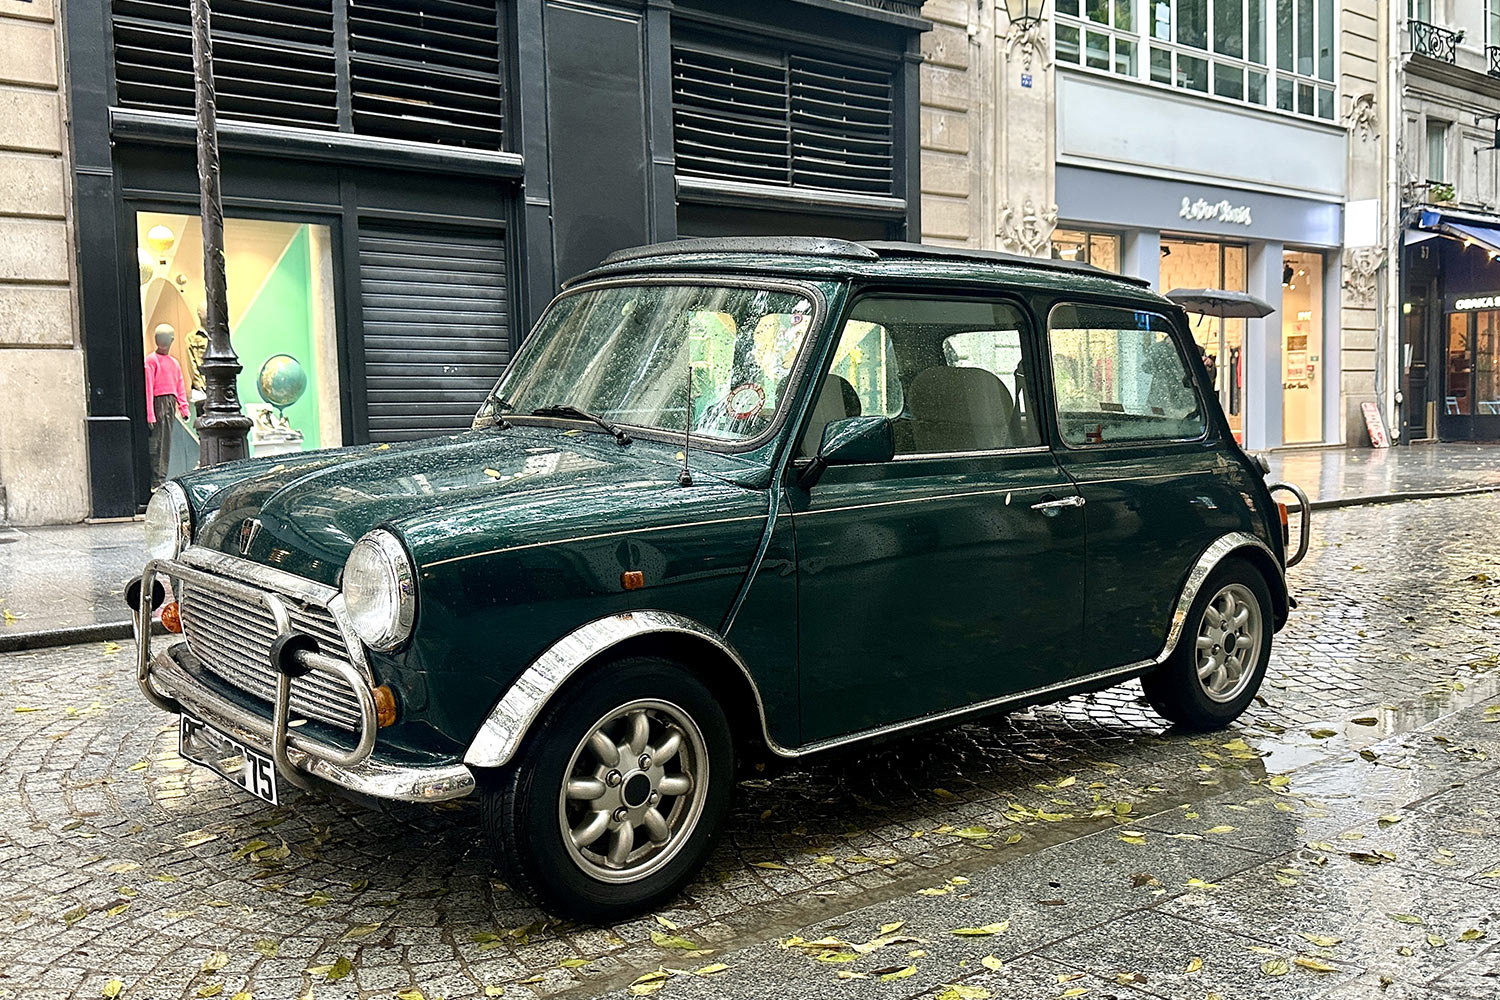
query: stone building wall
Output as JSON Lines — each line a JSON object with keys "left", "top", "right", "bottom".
{"left": 0, "top": 0, "right": 88, "bottom": 524}
{"left": 1339, "top": 0, "right": 1386, "bottom": 445}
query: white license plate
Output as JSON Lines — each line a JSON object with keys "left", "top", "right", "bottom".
{"left": 179, "top": 713, "right": 279, "bottom": 805}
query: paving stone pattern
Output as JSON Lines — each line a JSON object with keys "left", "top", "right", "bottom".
{"left": 0, "top": 495, "right": 1498, "bottom": 999}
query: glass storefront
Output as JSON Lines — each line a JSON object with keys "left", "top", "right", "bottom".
{"left": 1445, "top": 310, "right": 1500, "bottom": 417}
{"left": 1280, "top": 249, "right": 1324, "bottom": 443}
{"left": 1052, "top": 228, "right": 1122, "bottom": 272}
{"left": 135, "top": 213, "right": 341, "bottom": 469}
{"left": 1159, "top": 236, "right": 1247, "bottom": 443}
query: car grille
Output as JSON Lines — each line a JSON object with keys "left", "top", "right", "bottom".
{"left": 178, "top": 583, "right": 367, "bottom": 732}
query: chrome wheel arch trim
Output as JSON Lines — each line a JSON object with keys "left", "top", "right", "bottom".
{"left": 465, "top": 532, "right": 1285, "bottom": 767}
{"left": 462, "top": 610, "right": 783, "bottom": 768}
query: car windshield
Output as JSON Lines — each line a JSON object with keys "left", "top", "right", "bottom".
{"left": 474, "top": 283, "right": 818, "bottom": 445}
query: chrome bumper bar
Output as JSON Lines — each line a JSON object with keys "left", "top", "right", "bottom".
{"left": 1267, "top": 481, "right": 1311, "bottom": 568}
{"left": 133, "top": 555, "right": 474, "bottom": 803}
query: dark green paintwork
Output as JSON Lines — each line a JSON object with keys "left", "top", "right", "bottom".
{"left": 167, "top": 247, "right": 1286, "bottom": 762}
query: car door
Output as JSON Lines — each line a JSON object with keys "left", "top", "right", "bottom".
{"left": 1042, "top": 300, "right": 1251, "bottom": 674}
{"left": 787, "top": 293, "right": 1087, "bottom": 747}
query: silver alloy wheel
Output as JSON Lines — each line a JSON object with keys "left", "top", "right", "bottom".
{"left": 1194, "top": 582, "right": 1264, "bottom": 703}
{"left": 557, "top": 698, "right": 708, "bottom": 884}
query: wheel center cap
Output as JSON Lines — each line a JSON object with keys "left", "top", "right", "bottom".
{"left": 622, "top": 772, "right": 652, "bottom": 809}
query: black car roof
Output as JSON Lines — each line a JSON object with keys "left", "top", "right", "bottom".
{"left": 568, "top": 236, "right": 1155, "bottom": 292}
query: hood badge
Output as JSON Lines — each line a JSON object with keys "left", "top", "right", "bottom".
{"left": 238, "top": 518, "right": 262, "bottom": 556}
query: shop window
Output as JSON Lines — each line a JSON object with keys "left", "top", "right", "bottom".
{"left": 1060, "top": 0, "right": 1334, "bottom": 119}
{"left": 1160, "top": 237, "right": 1246, "bottom": 443}
{"left": 1281, "top": 249, "right": 1324, "bottom": 443}
{"left": 1051, "top": 228, "right": 1122, "bottom": 271}
{"left": 1047, "top": 304, "right": 1206, "bottom": 445}
{"left": 135, "top": 213, "right": 342, "bottom": 470}
{"left": 799, "top": 298, "right": 1042, "bottom": 457}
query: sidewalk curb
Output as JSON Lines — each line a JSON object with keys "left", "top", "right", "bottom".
{"left": 3, "top": 485, "right": 1498, "bottom": 654}
{"left": 1301, "top": 483, "right": 1500, "bottom": 512}
{"left": 0, "top": 620, "right": 163, "bottom": 654}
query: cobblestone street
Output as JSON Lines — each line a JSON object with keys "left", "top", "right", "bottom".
{"left": 3, "top": 494, "right": 1500, "bottom": 1000}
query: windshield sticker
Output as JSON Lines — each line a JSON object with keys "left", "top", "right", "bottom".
{"left": 726, "top": 383, "right": 766, "bottom": 420}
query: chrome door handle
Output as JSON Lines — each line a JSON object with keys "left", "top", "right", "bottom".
{"left": 1030, "top": 495, "right": 1086, "bottom": 512}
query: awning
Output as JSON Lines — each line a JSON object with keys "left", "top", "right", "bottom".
{"left": 1404, "top": 229, "right": 1439, "bottom": 245}
{"left": 1415, "top": 210, "right": 1500, "bottom": 255}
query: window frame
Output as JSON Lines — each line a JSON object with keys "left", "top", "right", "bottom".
{"left": 1041, "top": 298, "right": 1215, "bottom": 451}
{"left": 793, "top": 287, "right": 1052, "bottom": 464}
{"left": 1055, "top": 0, "right": 1337, "bottom": 123}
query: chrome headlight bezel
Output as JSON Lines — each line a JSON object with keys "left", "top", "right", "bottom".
{"left": 144, "top": 482, "right": 192, "bottom": 561}
{"left": 342, "top": 529, "right": 417, "bottom": 652}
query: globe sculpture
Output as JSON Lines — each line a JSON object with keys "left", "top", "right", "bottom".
{"left": 257, "top": 354, "right": 307, "bottom": 414}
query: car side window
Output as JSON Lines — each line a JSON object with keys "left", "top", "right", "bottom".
{"left": 1046, "top": 303, "right": 1206, "bottom": 446}
{"left": 798, "top": 296, "right": 1042, "bottom": 457}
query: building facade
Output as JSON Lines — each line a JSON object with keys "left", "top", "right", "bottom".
{"left": 60, "top": 0, "right": 928, "bottom": 521}
{"left": 0, "top": 0, "right": 90, "bottom": 525}
{"left": 919, "top": 0, "right": 1391, "bottom": 451}
{"left": 1396, "top": 0, "right": 1500, "bottom": 442}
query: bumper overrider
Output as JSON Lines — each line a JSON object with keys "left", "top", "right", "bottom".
{"left": 129, "top": 548, "right": 474, "bottom": 803}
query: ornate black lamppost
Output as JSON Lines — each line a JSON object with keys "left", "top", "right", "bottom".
{"left": 190, "top": 0, "right": 252, "bottom": 464}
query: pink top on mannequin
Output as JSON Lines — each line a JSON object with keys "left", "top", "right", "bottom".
{"left": 144, "top": 350, "right": 189, "bottom": 424}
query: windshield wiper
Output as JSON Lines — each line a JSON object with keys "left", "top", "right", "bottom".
{"left": 530, "top": 404, "right": 632, "bottom": 446}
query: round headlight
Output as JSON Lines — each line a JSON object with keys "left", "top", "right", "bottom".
{"left": 342, "top": 530, "right": 417, "bottom": 651}
{"left": 144, "top": 483, "right": 191, "bottom": 561}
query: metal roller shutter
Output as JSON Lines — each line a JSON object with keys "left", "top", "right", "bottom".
{"left": 357, "top": 226, "right": 510, "bottom": 442}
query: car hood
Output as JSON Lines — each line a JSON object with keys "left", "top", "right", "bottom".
{"left": 193, "top": 427, "right": 732, "bottom": 585}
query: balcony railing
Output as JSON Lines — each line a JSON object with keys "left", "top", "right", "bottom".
{"left": 1411, "top": 20, "right": 1459, "bottom": 63}
{"left": 1489, "top": 45, "right": 1500, "bottom": 76}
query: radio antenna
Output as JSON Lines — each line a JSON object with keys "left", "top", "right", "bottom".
{"left": 677, "top": 355, "right": 694, "bottom": 487}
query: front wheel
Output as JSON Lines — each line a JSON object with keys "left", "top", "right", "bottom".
{"left": 479, "top": 657, "right": 734, "bottom": 922}
{"left": 1141, "top": 558, "right": 1273, "bottom": 731}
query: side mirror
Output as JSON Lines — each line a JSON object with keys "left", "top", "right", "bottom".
{"left": 797, "top": 416, "right": 895, "bottom": 489}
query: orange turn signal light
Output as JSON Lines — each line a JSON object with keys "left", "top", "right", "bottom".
{"left": 621, "top": 570, "right": 645, "bottom": 591}
{"left": 160, "top": 601, "right": 183, "bottom": 634}
{"left": 372, "top": 684, "right": 398, "bottom": 729}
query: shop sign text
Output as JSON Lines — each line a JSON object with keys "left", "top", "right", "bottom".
{"left": 1179, "top": 196, "right": 1253, "bottom": 226}
{"left": 1452, "top": 295, "right": 1500, "bottom": 311}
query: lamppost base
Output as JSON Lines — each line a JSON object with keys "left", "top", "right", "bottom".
{"left": 196, "top": 413, "right": 255, "bottom": 466}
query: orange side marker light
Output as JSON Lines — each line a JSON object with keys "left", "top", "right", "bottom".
{"left": 621, "top": 570, "right": 645, "bottom": 591}
{"left": 372, "top": 685, "right": 399, "bottom": 729}
{"left": 160, "top": 601, "right": 183, "bottom": 634}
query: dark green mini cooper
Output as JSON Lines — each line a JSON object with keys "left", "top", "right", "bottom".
{"left": 131, "top": 237, "right": 1309, "bottom": 921}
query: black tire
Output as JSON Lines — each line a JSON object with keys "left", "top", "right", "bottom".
{"left": 1141, "top": 558, "right": 1273, "bottom": 731}
{"left": 479, "top": 656, "right": 735, "bottom": 922}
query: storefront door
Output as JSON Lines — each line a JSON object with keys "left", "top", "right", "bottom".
{"left": 134, "top": 211, "right": 343, "bottom": 478}
{"left": 1440, "top": 308, "right": 1500, "bottom": 439}
{"left": 1281, "top": 249, "right": 1325, "bottom": 444}
{"left": 1160, "top": 238, "right": 1248, "bottom": 443}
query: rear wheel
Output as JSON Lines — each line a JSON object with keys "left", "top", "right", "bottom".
{"left": 480, "top": 657, "right": 734, "bottom": 922}
{"left": 1141, "top": 558, "right": 1272, "bottom": 731}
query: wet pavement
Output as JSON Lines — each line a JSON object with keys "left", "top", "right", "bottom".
{"left": 1266, "top": 442, "right": 1500, "bottom": 508}
{"left": 0, "top": 522, "right": 145, "bottom": 649}
{"left": 0, "top": 491, "right": 1499, "bottom": 998}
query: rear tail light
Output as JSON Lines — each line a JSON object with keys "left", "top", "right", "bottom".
{"left": 1276, "top": 502, "right": 1290, "bottom": 546}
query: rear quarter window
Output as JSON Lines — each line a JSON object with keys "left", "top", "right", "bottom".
{"left": 1046, "top": 303, "right": 1207, "bottom": 446}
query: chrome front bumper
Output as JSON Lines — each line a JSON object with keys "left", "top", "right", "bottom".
{"left": 134, "top": 553, "right": 474, "bottom": 803}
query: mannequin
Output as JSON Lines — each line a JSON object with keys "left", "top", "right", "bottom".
{"left": 145, "top": 323, "right": 189, "bottom": 490}
{"left": 188, "top": 303, "right": 209, "bottom": 395}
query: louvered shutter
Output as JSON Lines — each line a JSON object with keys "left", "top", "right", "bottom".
{"left": 347, "top": 0, "right": 505, "bottom": 149}
{"left": 357, "top": 227, "right": 510, "bottom": 441}
{"left": 672, "top": 38, "right": 896, "bottom": 196}
{"left": 112, "top": 0, "right": 338, "bottom": 130}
